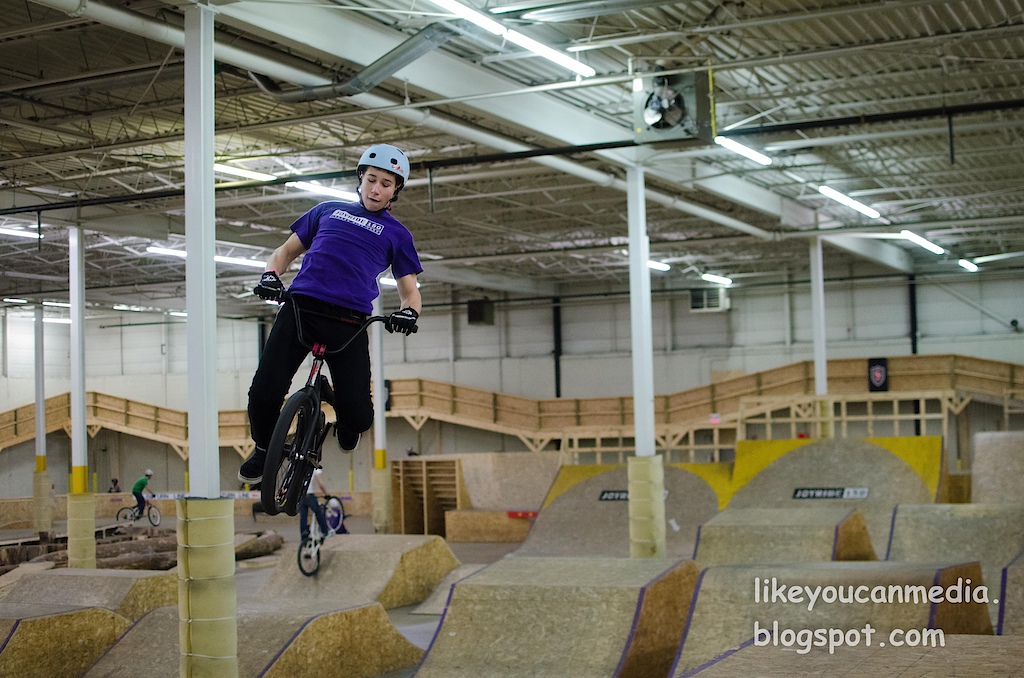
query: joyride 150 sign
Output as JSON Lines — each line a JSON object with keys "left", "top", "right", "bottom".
{"left": 868, "top": 357, "right": 889, "bottom": 392}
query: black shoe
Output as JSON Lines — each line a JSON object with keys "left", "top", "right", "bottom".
{"left": 238, "top": 447, "right": 267, "bottom": 484}
{"left": 337, "top": 426, "right": 360, "bottom": 451}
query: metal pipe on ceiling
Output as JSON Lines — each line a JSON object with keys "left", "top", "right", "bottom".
{"left": 25, "top": 0, "right": 774, "bottom": 241}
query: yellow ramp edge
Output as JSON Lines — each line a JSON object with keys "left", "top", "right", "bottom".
{"left": 418, "top": 557, "right": 700, "bottom": 678}
{"left": 0, "top": 607, "right": 131, "bottom": 678}
{"left": 672, "top": 561, "right": 993, "bottom": 676}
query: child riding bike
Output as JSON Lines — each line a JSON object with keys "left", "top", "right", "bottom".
{"left": 239, "top": 143, "right": 422, "bottom": 485}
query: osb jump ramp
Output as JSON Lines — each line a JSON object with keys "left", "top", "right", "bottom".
{"left": 693, "top": 508, "right": 876, "bottom": 568}
{"left": 886, "top": 503, "right": 1024, "bottom": 629}
{"left": 726, "top": 437, "right": 943, "bottom": 556}
{"left": 0, "top": 607, "right": 131, "bottom": 678}
{"left": 416, "top": 556, "right": 700, "bottom": 678}
{"left": 671, "top": 561, "right": 993, "bottom": 676}
{"left": 684, "top": 634, "right": 1024, "bottom": 677}
{"left": 84, "top": 602, "right": 422, "bottom": 678}
{"left": 515, "top": 465, "right": 722, "bottom": 558}
{"left": 1001, "top": 550, "right": 1024, "bottom": 636}
{"left": 410, "top": 564, "right": 486, "bottom": 615}
{"left": 0, "top": 569, "right": 176, "bottom": 621}
{"left": 972, "top": 432, "right": 1024, "bottom": 503}
{"left": 263, "top": 534, "right": 459, "bottom": 610}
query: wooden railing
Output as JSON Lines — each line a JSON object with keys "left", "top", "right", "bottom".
{"left": 1, "top": 354, "right": 1021, "bottom": 462}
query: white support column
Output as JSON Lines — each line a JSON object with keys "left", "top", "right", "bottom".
{"left": 184, "top": 0, "right": 220, "bottom": 498}
{"left": 625, "top": 166, "right": 665, "bottom": 559}
{"left": 370, "top": 296, "right": 392, "bottom": 533}
{"left": 66, "top": 224, "right": 94, "bottom": 568}
{"left": 627, "top": 166, "right": 656, "bottom": 457}
{"left": 34, "top": 305, "right": 45, "bottom": 465}
{"left": 809, "top": 237, "right": 828, "bottom": 395}
{"left": 180, "top": 5, "right": 237, "bottom": 677}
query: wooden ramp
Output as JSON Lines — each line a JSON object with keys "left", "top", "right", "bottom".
{"left": 262, "top": 534, "right": 459, "bottom": 611}
{"left": 682, "top": 634, "right": 1024, "bottom": 677}
{"left": 0, "top": 568, "right": 176, "bottom": 622}
{"left": 1, "top": 607, "right": 130, "bottom": 678}
{"left": 972, "top": 432, "right": 1024, "bottom": 503}
{"left": 726, "top": 438, "right": 942, "bottom": 555}
{"left": 671, "top": 561, "right": 993, "bottom": 676}
{"left": 693, "top": 508, "right": 876, "bottom": 568}
{"left": 514, "top": 465, "right": 721, "bottom": 558}
{"left": 84, "top": 603, "right": 422, "bottom": 678}
{"left": 886, "top": 503, "right": 1024, "bottom": 629}
{"left": 417, "top": 556, "right": 699, "bottom": 678}
{"left": 1002, "top": 550, "right": 1024, "bottom": 635}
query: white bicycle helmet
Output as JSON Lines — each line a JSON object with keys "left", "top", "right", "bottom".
{"left": 357, "top": 143, "right": 410, "bottom": 186}
{"left": 145, "top": 469, "right": 153, "bottom": 476}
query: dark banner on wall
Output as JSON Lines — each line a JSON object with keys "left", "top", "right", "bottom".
{"left": 868, "top": 357, "right": 889, "bottom": 392}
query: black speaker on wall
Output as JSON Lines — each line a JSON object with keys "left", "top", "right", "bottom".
{"left": 467, "top": 298, "right": 495, "bottom": 325}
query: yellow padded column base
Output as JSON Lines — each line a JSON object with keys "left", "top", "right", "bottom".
{"left": 32, "top": 471, "right": 53, "bottom": 534}
{"left": 371, "top": 467, "right": 392, "bottom": 534}
{"left": 628, "top": 455, "right": 666, "bottom": 558}
{"left": 177, "top": 497, "right": 238, "bottom": 678}
{"left": 66, "top": 493, "right": 96, "bottom": 569}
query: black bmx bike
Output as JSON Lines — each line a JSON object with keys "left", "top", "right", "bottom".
{"left": 116, "top": 502, "right": 161, "bottom": 527}
{"left": 260, "top": 292, "right": 412, "bottom": 516}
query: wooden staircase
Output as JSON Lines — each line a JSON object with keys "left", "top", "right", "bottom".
{"left": 390, "top": 458, "right": 470, "bottom": 537}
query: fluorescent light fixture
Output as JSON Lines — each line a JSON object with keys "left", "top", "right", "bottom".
{"left": 701, "top": 273, "right": 733, "bottom": 286}
{"left": 900, "top": 230, "right": 945, "bottom": 255}
{"left": 146, "top": 246, "right": 265, "bottom": 268}
{"left": 973, "top": 251, "right": 1024, "bottom": 264}
{"left": 42, "top": 300, "right": 71, "bottom": 308}
{"left": 168, "top": 311, "right": 188, "bottom": 317}
{"left": 714, "top": 136, "right": 772, "bottom": 166}
{"left": 958, "top": 259, "right": 979, "bottom": 272}
{"left": 632, "top": 77, "right": 643, "bottom": 93}
{"left": 646, "top": 260, "right": 671, "bottom": 272}
{"left": 3, "top": 298, "right": 28, "bottom": 304}
{"left": 422, "top": 0, "right": 595, "bottom": 77}
{"left": 379, "top": 277, "right": 398, "bottom": 287}
{"left": 113, "top": 304, "right": 145, "bottom": 312}
{"left": 147, "top": 246, "right": 187, "bottom": 258}
{"left": 817, "top": 186, "right": 881, "bottom": 219}
{"left": 419, "top": 252, "right": 444, "bottom": 260}
{"left": 0, "top": 227, "right": 42, "bottom": 239}
{"left": 286, "top": 181, "right": 358, "bottom": 201}
{"left": 214, "top": 255, "right": 267, "bottom": 269}
{"left": 213, "top": 163, "right": 276, "bottom": 182}
{"left": 42, "top": 317, "right": 72, "bottom": 324}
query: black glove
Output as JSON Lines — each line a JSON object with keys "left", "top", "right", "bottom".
{"left": 385, "top": 308, "right": 418, "bottom": 335}
{"left": 254, "top": 270, "right": 285, "bottom": 301}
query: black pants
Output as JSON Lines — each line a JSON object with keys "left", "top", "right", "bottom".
{"left": 247, "top": 294, "right": 373, "bottom": 451}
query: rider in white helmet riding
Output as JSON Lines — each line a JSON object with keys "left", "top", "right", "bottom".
{"left": 239, "top": 143, "right": 423, "bottom": 485}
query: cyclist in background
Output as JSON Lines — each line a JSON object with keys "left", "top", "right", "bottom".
{"left": 132, "top": 470, "right": 154, "bottom": 517}
{"left": 300, "top": 468, "right": 331, "bottom": 543}
{"left": 239, "top": 143, "right": 423, "bottom": 485}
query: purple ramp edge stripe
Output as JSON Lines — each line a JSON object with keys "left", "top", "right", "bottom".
{"left": 81, "top": 606, "right": 161, "bottom": 674}
{"left": 884, "top": 504, "right": 900, "bottom": 561}
{"left": 612, "top": 558, "right": 689, "bottom": 678}
{"left": 679, "top": 638, "right": 755, "bottom": 677}
{"left": 998, "top": 545, "right": 1024, "bottom": 636}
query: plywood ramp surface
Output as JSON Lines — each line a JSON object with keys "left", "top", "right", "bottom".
{"left": 416, "top": 556, "right": 699, "bottom": 678}
{"left": 410, "top": 564, "right": 486, "bottom": 615}
{"left": 263, "top": 534, "right": 459, "bottom": 610}
{"left": 1000, "top": 551, "right": 1024, "bottom": 636}
{"left": 672, "top": 561, "right": 993, "bottom": 676}
{"left": 1, "top": 607, "right": 130, "bottom": 678}
{"left": 727, "top": 438, "right": 939, "bottom": 555}
{"left": 434, "top": 452, "right": 561, "bottom": 510}
{"left": 694, "top": 508, "right": 876, "bottom": 568}
{"left": 972, "top": 432, "right": 1024, "bottom": 503}
{"left": 85, "top": 603, "right": 422, "bottom": 678}
{"left": 0, "top": 568, "right": 176, "bottom": 622}
{"left": 685, "top": 634, "right": 1024, "bottom": 677}
{"left": 515, "top": 466, "right": 719, "bottom": 558}
{"left": 886, "top": 503, "right": 1024, "bottom": 629}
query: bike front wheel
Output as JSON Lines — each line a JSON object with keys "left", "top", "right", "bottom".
{"left": 297, "top": 538, "right": 321, "bottom": 576}
{"left": 262, "top": 387, "right": 318, "bottom": 516}
{"left": 147, "top": 504, "right": 162, "bottom": 527}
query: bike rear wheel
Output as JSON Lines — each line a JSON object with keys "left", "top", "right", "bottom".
{"left": 297, "top": 537, "right": 321, "bottom": 576}
{"left": 147, "top": 504, "right": 162, "bottom": 527}
{"left": 262, "top": 387, "right": 318, "bottom": 516}
{"left": 116, "top": 506, "right": 137, "bottom": 524}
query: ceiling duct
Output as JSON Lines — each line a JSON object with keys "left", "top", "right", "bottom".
{"left": 249, "top": 22, "right": 459, "bottom": 103}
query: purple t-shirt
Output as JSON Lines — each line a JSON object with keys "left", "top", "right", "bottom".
{"left": 287, "top": 201, "right": 422, "bottom": 314}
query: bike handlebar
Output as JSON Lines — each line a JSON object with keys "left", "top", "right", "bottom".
{"left": 270, "top": 290, "right": 416, "bottom": 355}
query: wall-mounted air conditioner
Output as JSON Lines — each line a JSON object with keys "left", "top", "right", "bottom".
{"left": 689, "top": 287, "right": 730, "bottom": 313}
